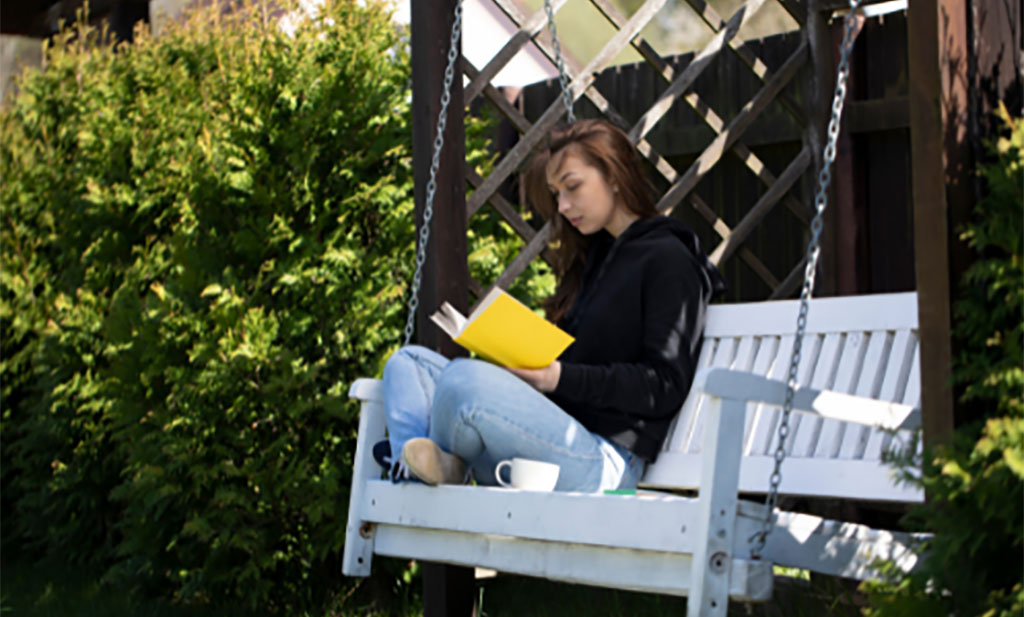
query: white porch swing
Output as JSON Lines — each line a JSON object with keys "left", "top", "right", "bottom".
{"left": 342, "top": 2, "right": 925, "bottom": 615}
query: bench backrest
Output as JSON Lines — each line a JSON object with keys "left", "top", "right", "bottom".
{"left": 642, "top": 292, "right": 923, "bottom": 503}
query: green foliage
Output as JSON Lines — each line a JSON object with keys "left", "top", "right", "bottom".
{"left": 0, "top": 1, "right": 542, "bottom": 612}
{"left": 862, "top": 104, "right": 1024, "bottom": 617}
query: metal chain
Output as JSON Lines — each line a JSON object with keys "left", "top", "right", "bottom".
{"left": 749, "top": 0, "right": 863, "bottom": 560}
{"left": 544, "top": 0, "right": 576, "bottom": 123}
{"left": 403, "top": 0, "right": 464, "bottom": 346}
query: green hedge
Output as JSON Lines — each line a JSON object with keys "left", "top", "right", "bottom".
{"left": 1, "top": 1, "right": 549, "bottom": 611}
{"left": 863, "top": 104, "right": 1023, "bottom": 617}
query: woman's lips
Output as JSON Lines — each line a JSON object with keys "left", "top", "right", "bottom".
{"left": 569, "top": 216, "right": 582, "bottom": 227}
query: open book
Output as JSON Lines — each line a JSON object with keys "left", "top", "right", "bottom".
{"left": 430, "top": 288, "right": 574, "bottom": 369}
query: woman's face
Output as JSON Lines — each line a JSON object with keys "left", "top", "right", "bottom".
{"left": 546, "top": 150, "right": 636, "bottom": 237}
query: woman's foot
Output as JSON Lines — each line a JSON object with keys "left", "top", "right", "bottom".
{"left": 401, "top": 438, "right": 466, "bottom": 485}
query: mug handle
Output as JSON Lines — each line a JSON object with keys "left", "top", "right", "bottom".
{"left": 495, "top": 460, "right": 513, "bottom": 488}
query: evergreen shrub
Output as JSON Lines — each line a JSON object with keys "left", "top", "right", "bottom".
{"left": 0, "top": 0, "right": 549, "bottom": 611}
{"left": 862, "top": 103, "right": 1023, "bottom": 617}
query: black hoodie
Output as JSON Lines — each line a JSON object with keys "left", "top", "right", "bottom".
{"left": 548, "top": 215, "right": 726, "bottom": 461}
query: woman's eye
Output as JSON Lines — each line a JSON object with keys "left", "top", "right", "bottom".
{"left": 567, "top": 184, "right": 580, "bottom": 192}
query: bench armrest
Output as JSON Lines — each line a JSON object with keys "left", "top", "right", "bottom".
{"left": 349, "top": 378, "right": 383, "bottom": 403}
{"left": 692, "top": 368, "right": 920, "bottom": 431}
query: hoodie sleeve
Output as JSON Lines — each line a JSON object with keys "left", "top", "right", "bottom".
{"left": 552, "top": 247, "right": 713, "bottom": 419}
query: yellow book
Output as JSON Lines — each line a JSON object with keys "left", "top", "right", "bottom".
{"left": 430, "top": 288, "right": 574, "bottom": 369}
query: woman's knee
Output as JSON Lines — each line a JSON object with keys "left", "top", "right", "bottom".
{"left": 433, "top": 358, "right": 505, "bottom": 408}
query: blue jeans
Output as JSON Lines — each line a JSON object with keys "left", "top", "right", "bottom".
{"left": 381, "top": 345, "right": 646, "bottom": 493}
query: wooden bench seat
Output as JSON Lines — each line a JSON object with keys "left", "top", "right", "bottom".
{"left": 342, "top": 292, "right": 925, "bottom": 617}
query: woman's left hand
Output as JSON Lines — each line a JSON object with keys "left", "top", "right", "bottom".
{"left": 507, "top": 361, "right": 561, "bottom": 393}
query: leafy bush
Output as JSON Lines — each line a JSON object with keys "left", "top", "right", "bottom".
{"left": 0, "top": 0, "right": 548, "bottom": 611}
{"left": 862, "top": 103, "right": 1023, "bottom": 617}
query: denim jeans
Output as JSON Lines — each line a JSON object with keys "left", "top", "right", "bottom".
{"left": 381, "top": 345, "right": 646, "bottom": 493}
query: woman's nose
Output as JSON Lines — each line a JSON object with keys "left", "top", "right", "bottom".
{"left": 557, "top": 193, "right": 571, "bottom": 213}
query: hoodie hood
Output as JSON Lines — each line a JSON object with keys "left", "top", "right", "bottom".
{"left": 618, "top": 216, "right": 727, "bottom": 298}
{"left": 584, "top": 215, "right": 727, "bottom": 299}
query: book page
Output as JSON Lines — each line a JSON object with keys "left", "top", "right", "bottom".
{"left": 429, "top": 302, "right": 467, "bottom": 338}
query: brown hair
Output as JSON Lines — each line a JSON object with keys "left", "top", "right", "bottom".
{"left": 526, "top": 119, "right": 658, "bottom": 323}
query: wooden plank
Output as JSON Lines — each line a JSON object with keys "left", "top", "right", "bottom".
{"left": 836, "top": 330, "right": 892, "bottom": 459}
{"left": 822, "top": 330, "right": 876, "bottom": 458}
{"left": 373, "top": 525, "right": 774, "bottom": 601}
{"left": 741, "top": 335, "right": 781, "bottom": 455}
{"left": 412, "top": 0, "right": 469, "bottom": 359}
{"left": 684, "top": 336, "right": 739, "bottom": 453}
{"left": 655, "top": 41, "right": 809, "bottom": 214}
{"left": 702, "top": 292, "right": 918, "bottom": 337}
{"left": 906, "top": 0, "right": 957, "bottom": 449}
{"left": 862, "top": 328, "right": 917, "bottom": 459}
{"left": 688, "top": 396, "right": 747, "bottom": 617}
{"left": 644, "top": 452, "right": 924, "bottom": 502}
{"left": 790, "top": 332, "right": 844, "bottom": 457}
{"left": 664, "top": 336, "right": 718, "bottom": 453}
{"left": 365, "top": 481, "right": 704, "bottom": 553}
{"left": 342, "top": 398, "right": 387, "bottom": 576}
{"left": 747, "top": 335, "right": 794, "bottom": 455}
{"left": 806, "top": 0, "right": 837, "bottom": 297}
{"left": 763, "top": 510, "right": 926, "bottom": 580}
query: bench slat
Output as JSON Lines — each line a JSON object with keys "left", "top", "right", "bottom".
{"left": 373, "top": 524, "right": 774, "bottom": 601}
{"left": 836, "top": 330, "right": 892, "bottom": 460}
{"left": 792, "top": 332, "right": 844, "bottom": 457}
{"left": 703, "top": 292, "right": 918, "bottom": 337}
{"left": 642, "top": 452, "right": 922, "bottom": 502}
{"left": 683, "top": 336, "right": 738, "bottom": 453}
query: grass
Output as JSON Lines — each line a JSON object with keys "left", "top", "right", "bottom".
{"left": 3, "top": 551, "right": 864, "bottom": 617}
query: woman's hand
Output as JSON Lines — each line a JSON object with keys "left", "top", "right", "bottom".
{"left": 507, "top": 361, "right": 561, "bottom": 393}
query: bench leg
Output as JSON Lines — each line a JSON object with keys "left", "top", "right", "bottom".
{"left": 688, "top": 396, "right": 745, "bottom": 617}
{"left": 343, "top": 397, "right": 387, "bottom": 576}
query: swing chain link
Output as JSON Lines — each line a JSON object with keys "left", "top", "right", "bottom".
{"left": 749, "top": 0, "right": 863, "bottom": 560}
{"left": 544, "top": 0, "right": 576, "bottom": 123}
{"left": 403, "top": 0, "right": 464, "bottom": 347}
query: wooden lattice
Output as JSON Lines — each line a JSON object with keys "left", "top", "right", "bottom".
{"left": 462, "top": 0, "right": 822, "bottom": 305}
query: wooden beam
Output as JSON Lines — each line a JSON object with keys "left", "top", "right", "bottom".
{"left": 411, "top": 3, "right": 475, "bottom": 614}
{"left": 906, "top": 0, "right": 958, "bottom": 449}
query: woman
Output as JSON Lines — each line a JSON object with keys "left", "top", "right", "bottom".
{"left": 380, "top": 119, "right": 725, "bottom": 492}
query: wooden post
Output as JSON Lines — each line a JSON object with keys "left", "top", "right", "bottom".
{"left": 410, "top": 2, "right": 474, "bottom": 616}
{"left": 906, "top": 0, "right": 963, "bottom": 448}
{"left": 807, "top": 0, "right": 840, "bottom": 297}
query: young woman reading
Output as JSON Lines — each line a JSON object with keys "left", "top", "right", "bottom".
{"left": 378, "top": 119, "right": 725, "bottom": 492}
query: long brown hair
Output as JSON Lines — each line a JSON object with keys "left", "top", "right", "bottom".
{"left": 526, "top": 119, "right": 658, "bottom": 323}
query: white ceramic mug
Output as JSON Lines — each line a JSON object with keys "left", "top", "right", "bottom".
{"left": 494, "top": 458, "right": 560, "bottom": 491}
